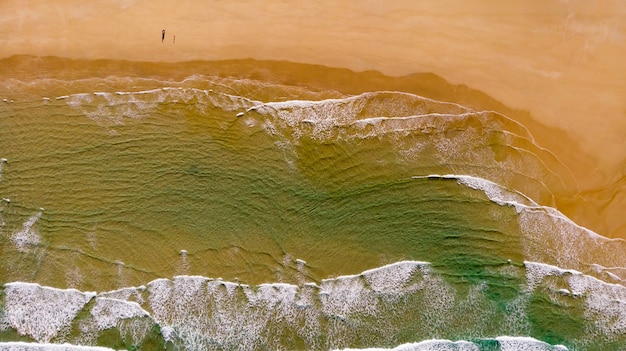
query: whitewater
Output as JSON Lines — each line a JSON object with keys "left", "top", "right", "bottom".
{"left": 0, "top": 57, "right": 625, "bottom": 351}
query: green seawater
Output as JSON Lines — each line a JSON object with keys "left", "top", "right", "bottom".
{"left": 0, "top": 59, "right": 625, "bottom": 350}
{"left": 0, "top": 93, "right": 523, "bottom": 289}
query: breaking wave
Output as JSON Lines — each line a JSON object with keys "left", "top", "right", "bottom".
{"left": 1, "top": 260, "right": 624, "bottom": 350}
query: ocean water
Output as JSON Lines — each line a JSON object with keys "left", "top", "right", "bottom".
{"left": 0, "top": 57, "right": 625, "bottom": 351}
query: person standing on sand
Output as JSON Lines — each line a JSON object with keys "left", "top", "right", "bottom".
{"left": 162, "top": 29, "right": 165, "bottom": 43}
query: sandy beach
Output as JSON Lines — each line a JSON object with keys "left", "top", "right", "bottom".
{"left": 2, "top": 0, "right": 626, "bottom": 238}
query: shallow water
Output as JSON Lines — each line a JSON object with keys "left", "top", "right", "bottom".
{"left": 0, "top": 57, "right": 625, "bottom": 350}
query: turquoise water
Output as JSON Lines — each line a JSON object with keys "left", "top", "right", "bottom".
{"left": 0, "top": 58, "right": 624, "bottom": 350}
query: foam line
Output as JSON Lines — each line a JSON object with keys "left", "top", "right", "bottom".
{"left": 0, "top": 342, "right": 118, "bottom": 351}
{"left": 524, "top": 261, "right": 626, "bottom": 291}
{"left": 259, "top": 91, "right": 471, "bottom": 112}
{"left": 495, "top": 336, "right": 569, "bottom": 350}
{"left": 92, "top": 297, "right": 151, "bottom": 328}
{"left": 3, "top": 282, "right": 95, "bottom": 343}
{"left": 4, "top": 258, "right": 626, "bottom": 349}
{"left": 415, "top": 174, "right": 538, "bottom": 207}
{"left": 334, "top": 336, "right": 569, "bottom": 350}
{"left": 416, "top": 174, "right": 626, "bottom": 281}
{"left": 420, "top": 174, "right": 623, "bottom": 243}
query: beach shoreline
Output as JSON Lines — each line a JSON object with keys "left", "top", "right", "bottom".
{"left": 2, "top": 1, "right": 625, "bottom": 160}
{"left": 2, "top": 0, "right": 626, "bottom": 238}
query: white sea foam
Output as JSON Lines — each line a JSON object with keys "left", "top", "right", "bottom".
{"left": 11, "top": 210, "right": 43, "bottom": 252}
{"left": 261, "top": 91, "right": 470, "bottom": 115}
{"left": 429, "top": 175, "right": 607, "bottom": 245}
{"left": 82, "top": 297, "right": 153, "bottom": 346}
{"left": 519, "top": 206, "right": 626, "bottom": 280}
{"left": 3, "top": 282, "right": 94, "bottom": 343}
{"left": 496, "top": 336, "right": 569, "bottom": 350}
{"left": 362, "top": 261, "right": 425, "bottom": 298}
{"left": 454, "top": 175, "right": 539, "bottom": 210}
{"left": 335, "top": 339, "right": 480, "bottom": 350}
{"left": 131, "top": 262, "right": 526, "bottom": 348}
{"left": 524, "top": 261, "right": 626, "bottom": 337}
{"left": 524, "top": 261, "right": 583, "bottom": 292}
{"left": 67, "top": 93, "right": 93, "bottom": 108}
{"left": 4, "top": 259, "right": 624, "bottom": 349}
{"left": 147, "top": 275, "right": 268, "bottom": 350}
{"left": 320, "top": 273, "right": 378, "bottom": 318}
{"left": 251, "top": 91, "right": 472, "bottom": 139}
{"left": 62, "top": 84, "right": 260, "bottom": 124}
{"left": 417, "top": 174, "right": 626, "bottom": 280}
{"left": 90, "top": 297, "right": 150, "bottom": 330}
{"left": 0, "top": 342, "right": 117, "bottom": 351}
{"left": 334, "top": 336, "right": 569, "bottom": 350}
{"left": 247, "top": 91, "right": 570, "bottom": 209}
{"left": 557, "top": 288, "right": 571, "bottom": 296}
{"left": 417, "top": 174, "right": 537, "bottom": 210}
{"left": 100, "top": 285, "right": 145, "bottom": 297}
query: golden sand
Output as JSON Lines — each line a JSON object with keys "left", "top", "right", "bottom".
{"left": 1, "top": 0, "right": 625, "bottom": 238}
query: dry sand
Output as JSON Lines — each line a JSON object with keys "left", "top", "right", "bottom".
{"left": 1, "top": 0, "right": 626, "bottom": 237}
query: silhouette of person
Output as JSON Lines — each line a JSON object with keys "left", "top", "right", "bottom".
{"left": 162, "top": 29, "right": 165, "bottom": 43}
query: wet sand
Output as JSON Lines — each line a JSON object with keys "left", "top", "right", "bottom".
{"left": 1, "top": 0, "right": 626, "bottom": 238}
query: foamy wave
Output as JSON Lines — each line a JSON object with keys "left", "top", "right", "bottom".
{"left": 139, "top": 263, "right": 467, "bottom": 350}
{"left": 3, "top": 283, "right": 95, "bottom": 343}
{"left": 250, "top": 91, "right": 475, "bottom": 141}
{"left": 90, "top": 297, "right": 149, "bottom": 330}
{"left": 246, "top": 91, "right": 575, "bottom": 208}
{"left": 10, "top": 210, "right": 44, "bottom": 252}
{"left": 60, "top": 87, "right": 257, "bottom": 122}
{"left": 334, "top": 336, "right": 569, "bottom": 350}
{"left": 362, "top": 261, "right": 427, "bottom": 297}
{"left": 335, "top": 339, "right": 479, "bottom": 351}
{"left": 0, "top": 342, "right": 117, "bottom": 351}
{"left": 44, "top": 75, "right": 273, "bottom": 124}
{"left": 518, "top": 206, "right": 626, "bottom": 279}
{"left": 98, "top": 285, "right": 146, "bottom": 305}
{"left": 419, "top": 174, "right": 626, "bottom": 282}
{"left": 3, "top": 259, "right": 626, "bottom": 350}
{"left": 418, "top": 174, "right": 538, "bottom": 210}
{"left": 496, "top": 336, "right": 569, "bottom": 351}
{"left": 524, "top": 261, "right": 626, "bottom": 338}
{"left": 39, "top": 73, "right": 343, "bottom": 125}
